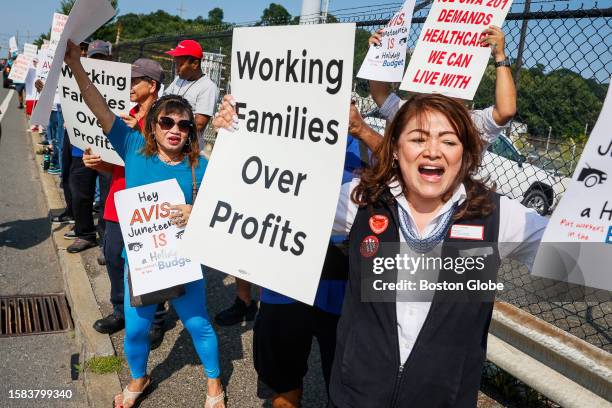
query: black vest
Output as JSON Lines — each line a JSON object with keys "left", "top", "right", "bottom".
{"left": 330, "top": 192, "right": 501, "bottom": 408}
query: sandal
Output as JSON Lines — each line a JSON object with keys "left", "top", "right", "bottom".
{"left": 114, "top": 375, "right": 151, "bottom": 408}
{"left": 205, "top": 390, "right": 226, "bottom": 408}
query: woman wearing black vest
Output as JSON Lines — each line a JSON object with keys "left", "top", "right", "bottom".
{"left": 329, "top": 94, "right": 547, "bottom": 407}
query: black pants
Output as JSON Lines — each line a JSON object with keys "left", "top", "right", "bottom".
{"left": 69, "top": 157, "right": 97, "bottom": 238}
{"left": 97, "top": 172, "right": 112, "bottom": 245}
{"left": 254, "top": 302, "right": 339, "bottom": 397}
{"left": 103, "top": 221, "right": 125, "bottom": 317}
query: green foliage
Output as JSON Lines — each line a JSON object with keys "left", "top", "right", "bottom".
{"left": 208, "top": 7, "right": 224, "bottom": 24}
{"left": 473, "top": 63, "right": 606, "bottom": 141}
{"left": 353, "top": 28, "right": 373, "bottom": 96}
{"left": 259, "top": 3, "right": 292, "bottom": 26}
{"left": 76, "top": 356, "right": 123, "bottom": 375}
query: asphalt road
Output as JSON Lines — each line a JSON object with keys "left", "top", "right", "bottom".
{"left": 0, "top": 88, "right": 87, "bottom": 408}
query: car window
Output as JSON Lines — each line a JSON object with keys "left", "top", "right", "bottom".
{"left": 490, "top": 137, "right": 519, "bottom": 161}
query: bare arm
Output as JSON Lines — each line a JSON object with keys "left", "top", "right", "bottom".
{"left": 194, "top": 113, "right": 211, "bottom": 134}
{"left": 63, "top": 40, "right": 115, "bottom": 134}
{"left": 349, "top": 103, "right": 382, "bottom": 152}
{"left": 481, "top": 26, "right": 516, "bottom": 126}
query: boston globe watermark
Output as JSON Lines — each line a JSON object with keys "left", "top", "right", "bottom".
{"left": 359, "top": 242, "right": 611, "bottom": 303}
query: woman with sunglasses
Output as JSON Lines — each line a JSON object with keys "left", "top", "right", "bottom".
{"left": 63, "top": 40, "right": 225, "bottom": 408}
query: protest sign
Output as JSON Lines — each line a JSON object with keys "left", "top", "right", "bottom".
{"left": 8, "top": 54, "right": 32, "bottom": 83}
{"left": 59, "top": 58, "right": 129, "bottom": 165}
{"left": 31, "top": 0, "right": 115, "bottom": 125}
{"left": 400, "top": 0, "right": 513, "bottom": 100}
{"left": 357, "top": 0, "right": 417, "bottom": 82}
{"left": 9, "top": 37, "right": 18, "bottom": 54}
{"left": 182, "top": 24, "right": 355, "bottom": 305}
{"left": 115, "top": 180, "right": 203, "bottom": 296}
{"left": 25, "top": 66, "right": 39, "bottom": 101}
{"left": 41, "top": 40, "right": 51, "bottom": 51}
{"left": 36, "top": 49, "right": 52, "bottom": 83}
{"left": 24, "top": 43, "right": 38, "bottom": 60}
{"left": 533, "top": 78, "right": 612, "bottom": 292}
{"left": 50, "top": 13, "right": 69, "bottom": 44}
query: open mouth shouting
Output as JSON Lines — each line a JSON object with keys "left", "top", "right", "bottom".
{"left": 418, "top": 163, "right": 445, "bottom": 182}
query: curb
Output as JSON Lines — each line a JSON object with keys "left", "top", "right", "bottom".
{"left": 29, "top": 130, "right": 122, "bottom": 408}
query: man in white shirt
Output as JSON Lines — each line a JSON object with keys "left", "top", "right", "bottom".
{"left": 164, "top": 39, "right": 219, "bottom": 151}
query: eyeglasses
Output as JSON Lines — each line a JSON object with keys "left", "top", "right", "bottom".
{"left": 157, "top": 116, "right": 193, "bottom": 132}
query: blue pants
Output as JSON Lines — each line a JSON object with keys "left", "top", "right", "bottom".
{"left": 49, "top": 110, "right": 64, "bottom": 169}
{"left": 123, "top": 268, "right": 220, "bottom": 380}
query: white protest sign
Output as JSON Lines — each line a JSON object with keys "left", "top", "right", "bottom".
{"left": 24, "top": 43, "right": 38, "bottom": 60}
{"left": 182, "top": 24, "right": 355, "bottom": 305}
{"left": 31, "top": 0, "right": 115, "bottom": 125}
{"left": 59, "top": 58, "right": 129, "bottom": 165}
{"left": 533, "top": 79, "right": 612, "bottom": 291}
{"left": 357, "top": 0, "right": 417, "bottom": 82}
{"left": 8, "top": 54, "right": 32, "bottom": 83}
{"left": 400, "top": 0, "right": 513, "bottom": 100}
{"left": 50, "top": 13, "right": 69, "bottom": 44}
{"left": 36, "top": 49, "right": 53, "bottom": 82}
{"left": 42, "top": 40, "right": 51, "bottom": 50}
{"left": 25, "top": 67, "right": 39, "bottom": 101}
{"left": 115, "top": 180, "right": 203, "bottom": 296}
{"left": 9, "top": 37, "right": 18, "bottom": 54}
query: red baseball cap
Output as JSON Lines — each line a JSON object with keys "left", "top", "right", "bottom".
{"left": 166, "top": 40, "right": 203, "bottom": 59}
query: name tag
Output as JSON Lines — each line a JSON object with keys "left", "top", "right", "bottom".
{"left": 449, "top": 225, "right": 484, "bottom": 240}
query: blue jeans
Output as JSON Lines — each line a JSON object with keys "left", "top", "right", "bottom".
{"left": 123, "top": 269, "right": 220, "bottom": 380}
{"left": 49, "top": 109, "right": 64, "bottom": 169}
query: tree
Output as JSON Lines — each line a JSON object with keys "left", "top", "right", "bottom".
{"left": 208, "top": 7, "right": 224, "bottom": 24}
{"left": 260, "top": 3, "right": 291, "bottom": 26}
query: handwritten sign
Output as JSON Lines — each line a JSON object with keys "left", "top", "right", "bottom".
{"left": 182, "top": 24, "right": 355, "bottom": 305}
{"left": 115, "top": 180, "right": 203, "bottom": 296}
{"left": 8, "top": 54, "right": 33, "bottom": 83}
{"left": 400, "top": 0, "right": 513, "bottom": 99}
{"left": 357, "top": 0, "right": 417, "bottom": 82}
{"left": 50, "top": 13, "right": 69, "bottom": 44}
{"left": 59, "top": 58, "right": 130, "bottom": 166}
{"left": 533, "top": 77, "right": 612, "bottom": 291}
{"left": 24, "top": 43, "right": 38, "bottom": 60}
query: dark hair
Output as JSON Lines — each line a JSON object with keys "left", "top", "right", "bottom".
{"left": 142, "top": 94, "right": 200, "bottom": 166}
{"left": 352, "top": 93, "right": 495, "bottom": 220}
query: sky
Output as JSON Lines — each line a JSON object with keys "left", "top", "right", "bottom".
{"left": 1, "top": 0, "right": 609, "bottom": 82}
{"left": 0, "top": 0, "right": 396, "bottom": 45}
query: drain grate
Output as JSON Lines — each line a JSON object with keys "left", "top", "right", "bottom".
{"left": 0, "top": 294, "right": 73, "bottom": 337}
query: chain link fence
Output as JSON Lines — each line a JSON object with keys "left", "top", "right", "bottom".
{"left": 113, "top": 2, "right": 611, "bottom": 356}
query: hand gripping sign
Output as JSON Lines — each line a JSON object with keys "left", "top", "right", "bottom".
{"left": 357, "top": 0, "right": 417, "bottom": 82}
{"left": 115, "top": 180, "right": 203, "bottom": 296}
{"left": 59, "top": 58, "right": 130, "bottom": 166}
{"left": 400, "top": 0, "right": 513, "bottom": 100}
{"left": 182, "top": 23, "right": 355, "bottom": 305}
{"left": 533, "top": 77, "right": 612, "bottom": 292}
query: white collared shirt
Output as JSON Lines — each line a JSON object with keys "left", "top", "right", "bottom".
{"left": 333, "top": 180, "right": 548, "bottom": 363}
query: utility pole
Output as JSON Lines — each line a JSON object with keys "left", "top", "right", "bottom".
{"left": 584, "top": 122, "right": 589, "bottom": 137}
{"left": 300, "top": 0, "right": 321, "bottom": 25}
{"left": 177, "top": 1, "right": 186, "bottom": 18}
{"left": 545, "top": 126, "right": 551, "bottom": 153}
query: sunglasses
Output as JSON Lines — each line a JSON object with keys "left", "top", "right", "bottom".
{"left": 157, "top": 116, "right": 193, "bottom": 132}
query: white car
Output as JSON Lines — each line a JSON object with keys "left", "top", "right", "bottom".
{"left": 479, "top": 135, "right": 571, "bottom": 215}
